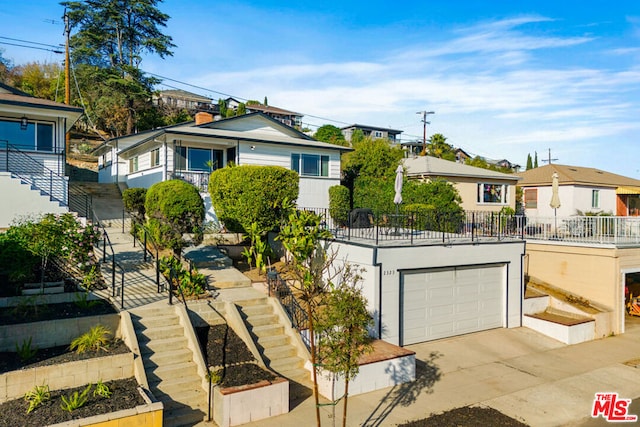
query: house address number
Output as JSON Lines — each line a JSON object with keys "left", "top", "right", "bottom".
{"left": 383, "top": 270, "right": 396, "bottom": 276}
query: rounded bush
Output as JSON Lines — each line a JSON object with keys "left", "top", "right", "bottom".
{"left": 329, "top": 185, "right": 350, "bottom": 226}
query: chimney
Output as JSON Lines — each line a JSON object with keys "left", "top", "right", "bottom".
{"left": 195, "top": 111, "right": 214, "bottom": 125}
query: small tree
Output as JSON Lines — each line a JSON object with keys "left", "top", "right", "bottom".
{"left": 314, "top": 124, "right": 348, "bottom": 146}
{"left": 277, "top": 209, "right": 334, "bottom": 427}
{"left": 145, "top": 180, "right": 204, "bottom": 257}
{"left": 526, "top": 153, "right": 533, "bottom": 170}
{"left": 316, "top": 265, "right": 373, "bottom": 427}
{"left": 122, "top": 187, "right": 147, "bottom": 234}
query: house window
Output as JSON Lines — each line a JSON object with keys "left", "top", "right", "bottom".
{"left": 0, "top": 118, "right": 54, "bottom": 152}
{"left": 374, "top": 131, "right": 383, "bottom": 138}
{"left": 129, "top": 156, "right": 139, "bottom": 173}
{"left": 524, "top": 189, "right": 538, "bottom": 209}
{"left": 175, "top": 146, "right": 224, "bottom": 172}
{"left": 478, "top": 183, "right": 508, "bottom": 204}
{"left": 592, "top": 190, "right": 600, "bottom": 208}
{"left": 291, "top": 153, "right": 329, "bottom": 177}
{"left": 150, "top": 148, "right": 160, "bottom": 167}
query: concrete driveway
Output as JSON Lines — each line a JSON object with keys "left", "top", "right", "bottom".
{"left": 242, "top": 317, "right": 640, "bottom": 427}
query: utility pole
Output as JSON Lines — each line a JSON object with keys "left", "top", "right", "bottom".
{"left": 541, "top": 148, "right": 558, "bottom": 164}
{"left": 64, "top": 9, "right": 71, "bottom": 156}
{"left": 416, "top": 111, "right": 434, "bottom": 155}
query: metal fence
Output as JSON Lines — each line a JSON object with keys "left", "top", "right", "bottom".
{"left": 300, "top": 207, "right": 640, "bottom": 246}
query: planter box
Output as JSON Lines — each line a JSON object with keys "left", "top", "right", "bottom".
{"left": 213, "top": 377, "right": 288, "bottom": 427}
{"left": 22, "top": 281, "right": 65, "bottom": 295}
{"left": 48, "top": 388, "right": 163, "bottom": 427}
{"left": 316, "top": 340, "right": 416, "bottom": 401}
{"left": 0, "top": 313, "right": 121, "bottom": 352}
{"left": 0, "top": 352, "right": 134, "bottom": 403}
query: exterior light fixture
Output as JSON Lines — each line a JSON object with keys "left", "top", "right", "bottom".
{"left": 20, "top": 116, "right": 28, "bottom": 130}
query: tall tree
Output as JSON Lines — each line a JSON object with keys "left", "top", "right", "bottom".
{"left": 534, "top": 151, "right": 539, "bottom": 168}
{"left": 425, "top": 133, "right": 456, "bottom": 160}
{"left": 314, "top": 124, "right": 348, "bottom": 146}
{"left": 0, "top": 49, "right": 13, "bottom": 83}
{"left": 63, "top": 0, "right": 175, "bottom": 134}
{"left": 526, "top": 153, "right": 533, "bottom": 170}
{"left": 11, "top": 62, "right": 63, "bottom": 101}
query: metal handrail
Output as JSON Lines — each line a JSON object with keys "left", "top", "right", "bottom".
{"left": 267, "top": 270, "right": 309, "bottom": 330}
{"left": 94, "top": 219, "right": 127, "bottom": 309}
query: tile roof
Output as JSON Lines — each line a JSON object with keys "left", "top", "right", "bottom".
{"left": 516, "top": 164, "right": 640, "bottom": 188}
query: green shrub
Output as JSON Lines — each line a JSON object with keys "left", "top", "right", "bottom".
{"left": 60, "top": 384, "right": 91, "bottom": 412}
{"left": 328, "top": 185, "right": 350, "bottom": 226}
{"left": 70, "top": 325, "right": 111, "bottom": 354}
{"left": 403, "top": 203, "right": 436, "bottom": 230}
{"left": 122, "top": 187, "right": 147, "bottom": 219}
{"left": 93, "top": 380, "right": 112, "bottom": 398}
{"left": 24, "top": 384, "right": 50, "bottom": 414}
{"left": 159, "top": 256, "right": 206, "bottom": 297}
{"left": 145, "top": 180, "right": 205, "bottom": 256}
{"left": 209, "top": 165, "right": 299, "bottom": 233}
{"left": 16, "top": 337, "right": 38, "bottom": 362}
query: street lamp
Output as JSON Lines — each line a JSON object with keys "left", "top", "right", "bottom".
{"left": 416, "top": 111, "right": 435, "bottom": 154}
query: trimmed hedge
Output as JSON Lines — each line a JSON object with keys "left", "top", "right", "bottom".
{"left": 122, "top": 187, "right": 147, "bottom": 219}
{"left": 145, "top": 180, "right": 204, "bottom": 255}
{"left": 209, "top": 165, "right": 299, "bottom": 233}
{"left": 328, "top": 185, "right": 350, "bottom": 226}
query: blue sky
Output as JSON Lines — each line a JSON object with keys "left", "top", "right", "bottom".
{"left": 1, "top": 1, "right": 640, "bottom": 177}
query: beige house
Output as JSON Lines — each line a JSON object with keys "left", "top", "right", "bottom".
{"left": 402, "top": 155, "right": 520, "bottom": 212}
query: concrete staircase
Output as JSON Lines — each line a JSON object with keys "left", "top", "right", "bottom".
{"left": 131, "top": 305, "right": 207, "bottom": 427}
{"left": 236, "top": 297, "right": 312, "bottom": 402}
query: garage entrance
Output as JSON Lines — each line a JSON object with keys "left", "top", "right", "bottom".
{"left": 401, "top": 264, "right": 506, "bottom": 345}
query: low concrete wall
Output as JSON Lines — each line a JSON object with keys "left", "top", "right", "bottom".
{"left": 0, "top": 352, "right": 134, "bottom": 403}
{"left": 522, "top": 316, "right": 595, "bottom": 345}
{"left": 317, "top": 353, "right": 416, "bottom": 401}
{"left": 48, "top": 390, "right": 163, "bottom": 427}
{"left": 0, "top": 292, "right": 103, "bottom": 308}
{"left": 0, "top": 313, "right": 121, "bottom": 352}
{"left": 213, "top": 378, "right": 288, "bottom": 427}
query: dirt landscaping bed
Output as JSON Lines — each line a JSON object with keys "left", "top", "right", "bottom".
{"left": 0, "top": 300, "right": 116, "bottom": 326}
{"left": 0, "top": 378, "right": 144, "bottom": 427}
{"left": 399, "top": 406, "right": 529, "bottom": 427}
{"left": 197, "top": 323, "right": 276, "bottom": 388}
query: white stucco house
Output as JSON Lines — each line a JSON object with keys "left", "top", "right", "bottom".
{"left": 0, "top": 82, "right": 84, "bottom": 227}
{"left": 518, "top": 163, "right": 640, "bottom": 217}
{"left": 93, "top": 112, "right": 349, "bottom": 209}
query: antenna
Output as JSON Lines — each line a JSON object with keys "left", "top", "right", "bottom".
{"left": 540, "top": 148, "right": 558, "bottom": 164}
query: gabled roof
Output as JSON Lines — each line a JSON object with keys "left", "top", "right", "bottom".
{"left": 157, "top": 89, "right": 212, "bottom": 103}
{"left": 517, "top": 164, "right": 640, "bottom": 188}
{"left": 0, "top": 82, "right": 83, "bottom": 114}
{"left": 244, "top": 103, "right": 302, "bottom": 117}
{"left": 94, "top": 112, "right": 351, "bottom": 156}
{"left": 403, "top": 155, "right": 520, "bottom": 181}
{"left": 341, "top": 124, "right": 403, "bottom": 135}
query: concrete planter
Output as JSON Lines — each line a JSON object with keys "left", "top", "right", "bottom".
{"left": 47, "top": 388, "right": 163, "bottom": 427}
{"left": 0, "top": 352, "right": 134, "bottom": 403}
{"left": 22, "top": 281, "right": 65, "bottom": 295}
{"left": 213, "top": 377, "right": 288, "bottom": 427}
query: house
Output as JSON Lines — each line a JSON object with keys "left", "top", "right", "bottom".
{"left": 341, "top": 124, "right": 403, "bottom": 143}
{"left": 517, "top": 164, "right": 640, "bottom": 217}
{"left": 223, "top": 98, "right": 303, "bottom": 128}
{"left": 0, "top": 82, "right": 84, "bottom": 227}
{"left": 402, "top": 155, "right": 520, "bottom": 212}
{"left": 153, "top": 89, "right": 213, "bottom": 113}
{"left": 455, "top": 148, "right": 471, "bottom": 164}
{"left": 93, "top": 112, "right": 349, "bottom": 210}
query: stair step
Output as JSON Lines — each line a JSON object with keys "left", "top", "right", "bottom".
{"left": 146, "top": 361, "right": 199, "bottom": 381}
{"left": 145, "top": 348, "right": 193, "bottom": 366}
{"left": 268, "top": 356, "right": 304, "bottom": 372}
{"left": 132, "top": 306, "right": 174, "bottom": 317}
{"left": 159, "top": 389, "right": 206, "bottom": 409}
{"left": 149, "top": 374, "right": 204, "bottom": 390}
{"left": 257, "top": 334, "right": 290, "bottom": 349}
{"left": 263, "top": 344, "right": 297, "bottom": 361}
{"left": 236, "top": 297, "right": 268, "bottom": 307}
{"left": 163, "top": 404, "right": 207, "bottom": 427}
{"left": 139, "top": 336, "right": 188, "bottom": 353}
{"left": 155, "top": 380, "right": 204, "bottom": 398}
{"left": 279, "top": 367, "right": 311, "bottom": 384}
{"left": 133, "top": 313, "right": 180, "bottom": 329}
{"left": 245, "top": 313, "right": 279, "bottom": 327}
{"left": 251, "top": 324, "right": 284, "bottom": 337}
{"left": 138, "top": 324, "right": 184, "bottom": 340}
{"left": 241, "top": 304, "right": 272, "bottom": 317}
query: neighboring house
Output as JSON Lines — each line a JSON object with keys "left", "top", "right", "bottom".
{"left": 341, "top": 124, "right": 403, "bottom": 143}
{"left": 455, "top": 148, "right": 471, "bottom": 164}
{"left": 402, "top": 155, "right": 520, "bottom": 212}
{"left": 517, "top": 164, "right": 640, "bottom": 217}
{"left": 0, "top": 82, "right": 83, "bottom": 227}
{"left": 495, "top": 159, "right": 521, "bottom": 172}
{"left": 153, "top": 89, "right": 213, "bottom": 112}
{"left": 223, "top": 98, "right": 303, "bottom": 128}
{"left": 93, "top": 112, "right": 349, "bottom": 209}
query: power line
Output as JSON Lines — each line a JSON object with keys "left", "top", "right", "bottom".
{"left": 0, "top": 41, "right": 63, "bottom": 54}
{"left": 0, "top": 36, "right": 62, "bottom": 50}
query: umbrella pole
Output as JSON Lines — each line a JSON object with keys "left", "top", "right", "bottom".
{"left": 394, "top": 203, "right": 399, "bottom": 235}
{"left": 554, "top": 208, "right": 557, "bottom": 238}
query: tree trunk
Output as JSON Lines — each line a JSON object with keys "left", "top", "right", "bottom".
{"left": 342, "top": 378, "right": 349, "bottom": 427}
{"left": 308, "top": 304, "right": 321, "bottom": 427}
{"left": 126, "top": 96, "right": 135, "bottom": 135}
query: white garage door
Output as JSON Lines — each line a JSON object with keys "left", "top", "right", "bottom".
{"left": 402, "top": 265, "right": 505, "bottom": 345}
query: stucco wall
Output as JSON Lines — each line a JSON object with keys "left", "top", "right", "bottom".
{"left": 451, "top": 177, "right": 517, "bottom": 212}
{"left": 524, "top": 185, "right": 617, "bottom": 217}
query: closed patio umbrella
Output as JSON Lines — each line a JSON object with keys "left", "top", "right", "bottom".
{"left": 394, "top": 165, "right": 403, "bottom": 205}
{"left": 550, "top": 172, "right": 561, "bottom": 236}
